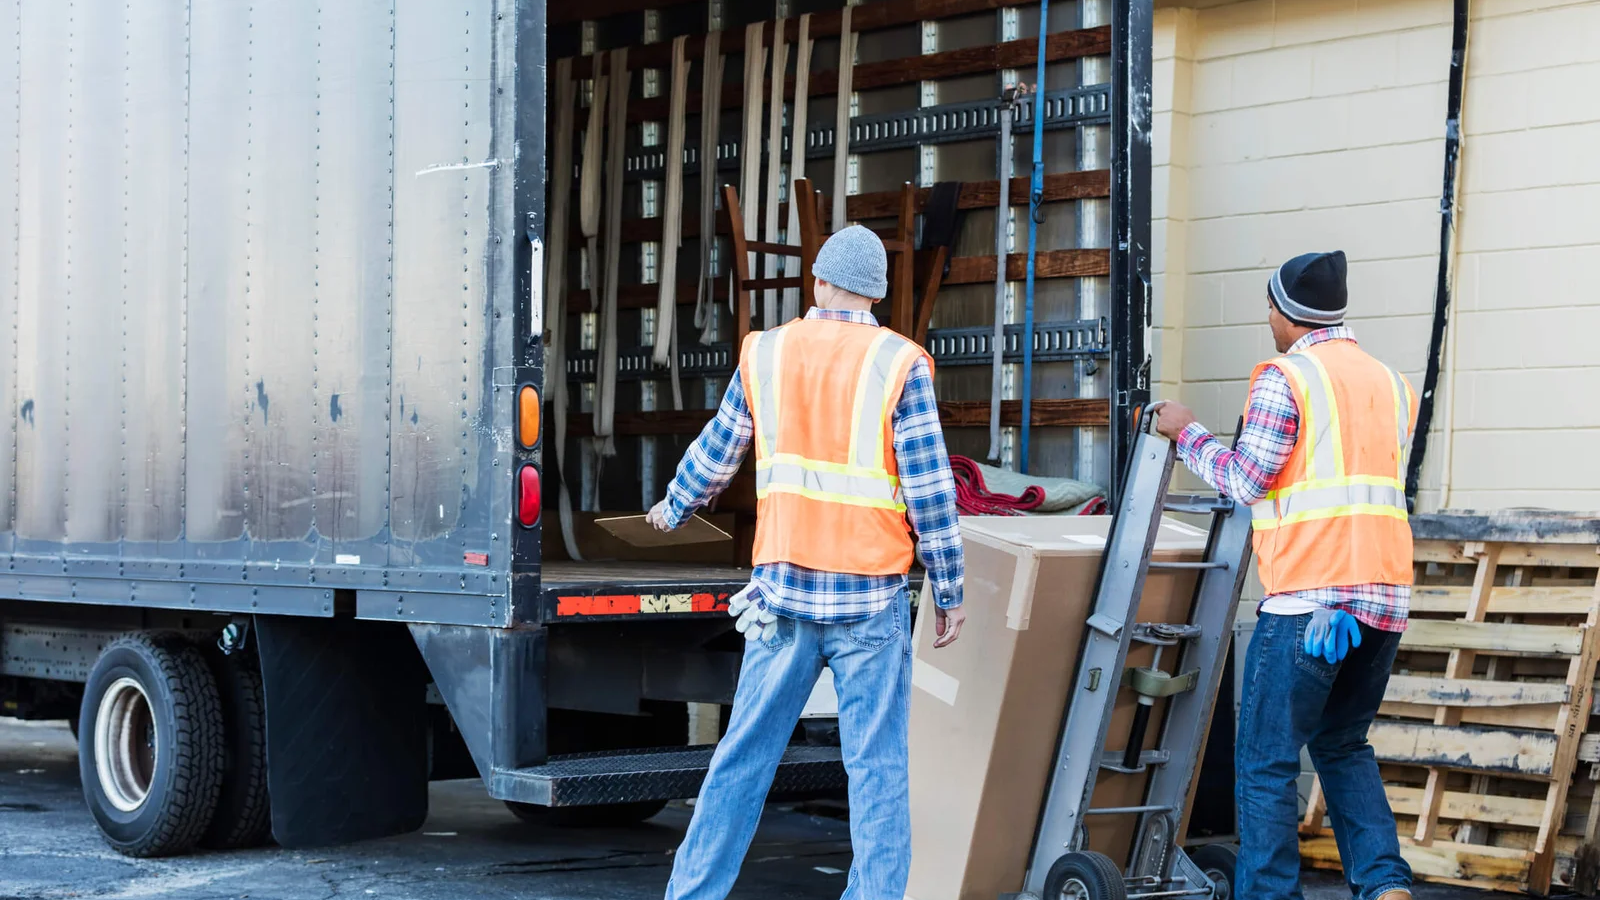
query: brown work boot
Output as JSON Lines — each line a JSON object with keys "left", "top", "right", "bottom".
{"left": 1373, "top": 891, "right": 1412, "bottom": 900}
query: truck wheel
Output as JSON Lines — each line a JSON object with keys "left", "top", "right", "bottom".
{"left": 1187, "top": 844, "right": 1238, "bottom": 900}
{"left": 1041, "top": 850, "right": 1127, "bottom": 900}
{"left": 505, "top": 799, "right": 668, "bottom": 828}
{"left": 78, "top": 632, "right": 225, "bottom": 857}
{"left": 199, "top": 652, "right": 273, "bottom": 849}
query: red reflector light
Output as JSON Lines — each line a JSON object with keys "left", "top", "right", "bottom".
{"left": 518, "top": 464, "right": 540, "bottom": 527}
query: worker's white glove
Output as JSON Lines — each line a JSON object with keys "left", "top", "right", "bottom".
{"left": 726, "top": 584, "right": 779, "bottom": 643}
{"left": 727, "top": 583, "right": 756, "bottom": 618}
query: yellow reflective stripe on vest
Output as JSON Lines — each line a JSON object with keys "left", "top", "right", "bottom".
{"left": 748, "top": 329, "right": 787, "bottom": 459}
{"left": 759, "top": 452, "right": 901, "bottom": 485}
{"left": 854, "top": 339, "right": 919, "bottom": 471}
{"left": 1252, "top": 479, "right": 1407, "bottom": 530}
{"left": 1387, "top": 365, "right": 1410, "bottom": 467}
{"left": 1276, "top": 353, "right": 1340, "bottom": 481}
{"left": 755, "top": 454, "right": 905, "bottom": 511}
{"left": 847, "top": 331, "right": 897, "bottom": 469}
{"left": 1303, "top": 351, "right": 1346, "bottom": 478}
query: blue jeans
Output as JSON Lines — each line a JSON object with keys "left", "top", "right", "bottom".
{"left": 664, "top": 590, "right": 912, "bottom": 900}
{"left": 1236, "top": 612, "right": 1411, "bottom": 900}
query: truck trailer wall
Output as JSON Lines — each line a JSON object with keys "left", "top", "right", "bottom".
{"left": 0, "top": 0, "right": 537, "bottom": 623}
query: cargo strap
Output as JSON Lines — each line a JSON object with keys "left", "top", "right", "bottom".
{"left": 577, "top": 57, "right": 610, "bottom": 495}
{"left": 594, "top": 48, "right": 630, "bottom": 459}
{"left": 737, "top": 22, "right": 767, "bottom": 326}
{"left": 1020, "top": 9, "right": 1049, "bottom": 474}
{"left": 578, "top": 60, "right": 607, "bottom": 250}
{"left": 831, "top": 5, "right": 855, "bottom": 233}
{"left": 989, "top": 89, "right": 1019, "bottom": 461}
{"left": 761, "top": 19, "right": 790, "bottom": 328}
{"left": 545, "top": 58, "right": 584, "bottom": 561}
{"left": 656, "top": 35, "right": 691, "bottom": 410}
{"left": 781, "top": 14, "right": 815, "bottom": 325}
{"left": 693, "top": 30, "right": 724, "bottom": 345}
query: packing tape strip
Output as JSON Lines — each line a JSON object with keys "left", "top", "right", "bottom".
{"left": 912, "top": 658, "right": 960, "bottom": 707}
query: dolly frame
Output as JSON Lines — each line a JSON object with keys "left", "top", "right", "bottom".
{"left": 1014, "top": 412, "right": 1253, "bottom": 900}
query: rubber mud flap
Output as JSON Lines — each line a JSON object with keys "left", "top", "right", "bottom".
{"left": 254, "top": 616, "right": 429, "bottom": 847}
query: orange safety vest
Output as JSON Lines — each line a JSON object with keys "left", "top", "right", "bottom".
{"left": 1249, "top": 339, "right": 1418, "bottom": 595}
{"left": 738, "top": 318, "right": 932, "bottom": 575}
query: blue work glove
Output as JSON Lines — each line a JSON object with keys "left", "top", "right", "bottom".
{"left": 1304, "top": 607, "right": 1362, "bottom": 664}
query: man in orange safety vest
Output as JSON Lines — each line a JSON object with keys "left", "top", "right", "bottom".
{"left": 646, "top": 224, "right": 966, "bottom": 900}
{"left": 1154, "top": 250, "right": 1416, "bottom": 900}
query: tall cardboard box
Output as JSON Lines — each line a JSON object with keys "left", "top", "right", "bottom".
{"left": 907, "top": 516, "right": 1210, "bottom": 900}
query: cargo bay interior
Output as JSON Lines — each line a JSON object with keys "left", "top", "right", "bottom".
{"left": 538, "top": 0, "right": 1145, "bottom": 580}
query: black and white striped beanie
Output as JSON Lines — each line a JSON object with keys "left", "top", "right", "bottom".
{"left": 1268, "top": 250, "right": 1348, "bottom": 327}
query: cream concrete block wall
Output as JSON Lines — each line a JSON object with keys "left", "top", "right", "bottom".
{"left": 1152, "top": 0, "right": 1476, "bottom": 514}
{"left": 1173, "top": 0, "right": 1451, "bottom": 449}
{"left": 1444, "top": 0, "right": 1600, "bottom": 510}
{"left": 1160, "top": 0, "right": 1600, "bottom": 511}
{"left": 1152, "top": 7, "right": 1199, "bottom": 404}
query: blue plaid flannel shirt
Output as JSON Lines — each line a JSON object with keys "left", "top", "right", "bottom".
{"left": 661, "top": 308, "right": 965, "bottom": 624}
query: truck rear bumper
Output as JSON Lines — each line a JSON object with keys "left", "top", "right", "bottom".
{"left": 540, "top": 562, "right": 751, "bottom": 621}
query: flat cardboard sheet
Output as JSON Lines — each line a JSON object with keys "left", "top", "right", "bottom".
{"left": 594, "top": 514, "right": 732, "bottom": 547}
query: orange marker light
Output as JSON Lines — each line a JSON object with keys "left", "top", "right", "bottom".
{"left": 518, "top": 385, "right": 541, "bottom": 449}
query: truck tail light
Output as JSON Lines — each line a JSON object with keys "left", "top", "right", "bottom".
{"left": 518, "top": 385, "right": 540, "bottom": 449}
{"left": 518, "top": 464, "right": 540, "bottom": 527}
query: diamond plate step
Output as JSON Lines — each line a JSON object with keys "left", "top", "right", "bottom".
{"left": 489, "top": 744, "right": 846, "bottom": 807}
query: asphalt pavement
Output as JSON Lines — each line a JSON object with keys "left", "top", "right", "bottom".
{"left": 0, "top": 718, "right": 853, "bottom": 900}
{"left": 0, "top": 718, "right": 1478, "bottom": 900}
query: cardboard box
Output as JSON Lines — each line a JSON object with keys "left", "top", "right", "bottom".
{"left": 907, "top": 515, "right": 1210, "bottom": 900}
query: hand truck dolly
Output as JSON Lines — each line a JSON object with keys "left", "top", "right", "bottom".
{"left": 1003, "top": 408, "right": 1254, "bottom": 900}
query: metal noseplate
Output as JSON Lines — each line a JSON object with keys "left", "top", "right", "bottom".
{"left": 492, "top": 744, "right": 846, "bottom": 807}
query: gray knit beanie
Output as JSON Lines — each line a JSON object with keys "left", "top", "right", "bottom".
{"left": 812, "top": 225, "right": 888, "bottom": 300}
{"left": 1269, "top": 250, "right": 1348, "bottom": 326}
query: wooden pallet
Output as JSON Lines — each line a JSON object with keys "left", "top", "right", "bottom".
{"left": 1299, "top": 512, "right": 1600, "bottom": 895}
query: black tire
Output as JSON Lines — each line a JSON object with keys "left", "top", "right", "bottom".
{"left": 199, "top": 652, "right": 273, "bottom": 849}
{"left": 1041, "top": 850, "right": 1127, "bottom": 900}
{"left": 78, "top": 632, "right": 225, "bottom": 857}
{"left": 505, "top": 798, "right": 668, "bottom": 828}
{"left": 1188, "top": 843, "right": 1238, "bottom": 900}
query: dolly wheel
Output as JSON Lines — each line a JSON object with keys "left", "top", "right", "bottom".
{"left": 1188, "top": 844, "right": 1238, "bottom": 900}
{"left": 1041, "top": 850, "right": 1127, "bottom": 900}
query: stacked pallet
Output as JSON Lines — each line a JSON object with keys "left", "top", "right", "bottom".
{"left": 1298, "top": 511, "right": 1600, "bottom": 895}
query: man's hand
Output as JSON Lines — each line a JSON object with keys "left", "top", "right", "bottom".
{"left": 645, "top": 499, "right": 675, "bottom": 533}
{"left": 1152, "top": 400, "right": 1198, "bottom": 441}
{"left": 933, "top": 606, "right": 966, "bottom": 648}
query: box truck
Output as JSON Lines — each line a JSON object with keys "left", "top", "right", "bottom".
{"left": 0, "top": 0, "right": 1150, "bottom": 855}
